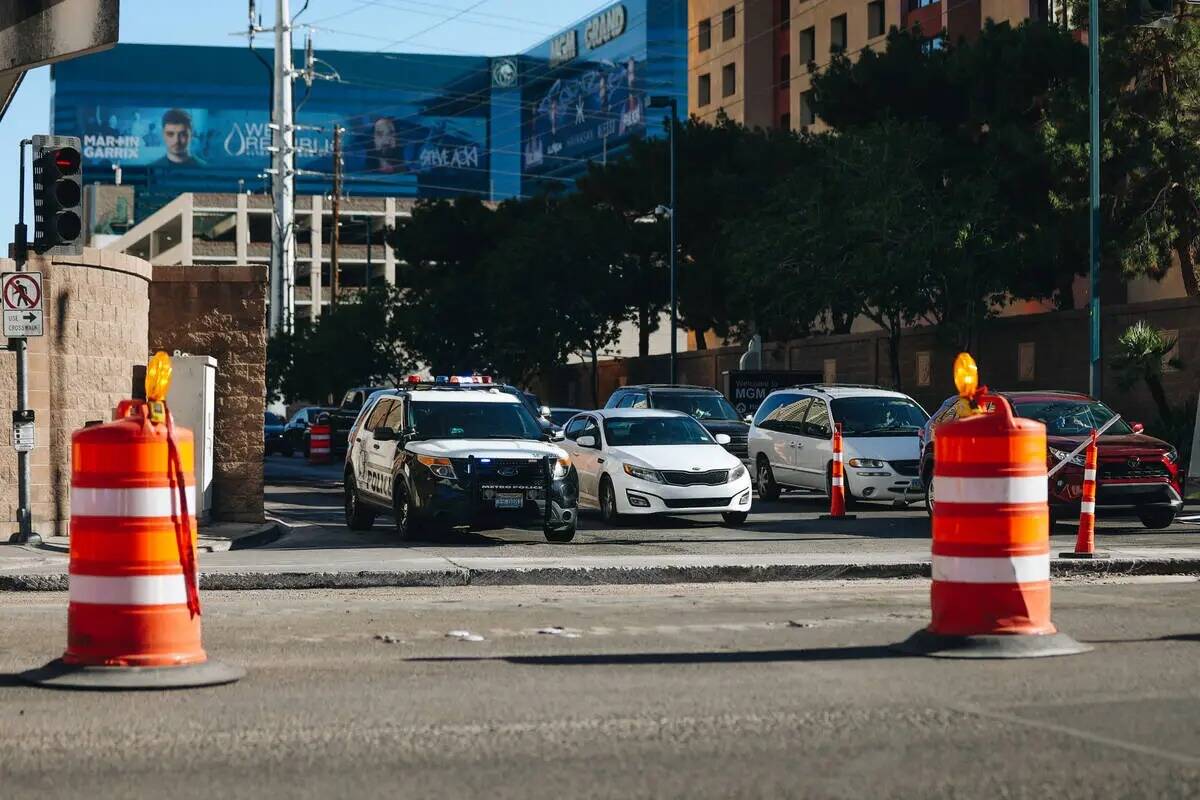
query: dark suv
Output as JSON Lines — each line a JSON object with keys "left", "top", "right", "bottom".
{"left": 605, "top": 385, "right": 749, "bottom": 461}
{"left": 920, "top": 390, "right": 1185, "bottom": 529}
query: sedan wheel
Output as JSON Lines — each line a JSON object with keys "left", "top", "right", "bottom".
{"left": 600, "top": 479, "right": 622, "bottom": 526}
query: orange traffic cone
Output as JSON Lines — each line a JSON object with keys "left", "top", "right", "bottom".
{"left": 820, "top": 423, "right": 857, "bottom": 520}
{"left": 23, "top": 355, "right": 243, "bottom": 689}
{"left": 897, "top": 393, "right": 1089, "bottom": 658}
{"left": 1061, "top": 430, "right": 1108, "bottom": 560}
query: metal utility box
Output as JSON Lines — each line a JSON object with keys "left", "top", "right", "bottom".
{"left": 167, "top": 355, "right": 217, "bottom": 523}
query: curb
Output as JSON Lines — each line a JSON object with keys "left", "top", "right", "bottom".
{"left": 2, "top": 556, "right": 1199, "bottom": 591}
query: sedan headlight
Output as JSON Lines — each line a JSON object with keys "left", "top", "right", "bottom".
{"left": 848, "top": 458, "right": 885, "bottom": 469}
{"left": 551, "top": 455, "right": 571, "bottom": 479}
{"left": 623, "top": 463, "right": 665, "bottom": 484}
{"left": 417, "top": 454, "right": 457, "bottom": 480}
{"left": 728, "top": 465, "right": 747, "bottom": 483}
{"left": 1049, "top": 447, "right": 1087, "bottom": 467}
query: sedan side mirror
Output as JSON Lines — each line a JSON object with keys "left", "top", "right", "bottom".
{"left": 1131, "top": 422, "right": 1145, "bottom": 434}
{"left": 715, "top": 433, "right": 732, "bottom": 445}
{"left": 577, "top": 435, "right": 597, "bottom": 449}
{"left": 373, "top": 426, "right": 396, "bottom": 441}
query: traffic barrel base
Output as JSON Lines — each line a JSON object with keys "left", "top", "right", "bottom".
{"left": 1059, "top": 550, "right": 1110, "bottom": 559}
{"left": 894, "top": 629, "right": 1092, "bottom": 659}
{"left": 20, "top": 658, "right": 245, "bottom": 690}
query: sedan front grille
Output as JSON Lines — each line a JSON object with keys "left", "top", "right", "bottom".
{"left": 663, "top": 496, "right": 733, "bottom": 509}
{"left": 889, "top": 459, "right": 920, "bottom": 477}
{"left": 661, "top": 469, "right": 729, "bottom": 486}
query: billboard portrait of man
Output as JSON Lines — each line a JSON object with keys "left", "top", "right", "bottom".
{"left": 155, "top": 108, "right": 206, "bottom": 167}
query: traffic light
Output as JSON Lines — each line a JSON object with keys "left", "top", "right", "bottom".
{"left": 31, "top": 134, "right": 83, "bottom": 255}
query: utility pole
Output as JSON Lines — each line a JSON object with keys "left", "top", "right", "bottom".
{"left": 1088, "top": 0, "right": 1101, "bottom": 398}
{"left": 269, "top": 0, "right": 296, "bottom": 334}
{"left": 330, "top": 125, "right": 342, "bottom": 305}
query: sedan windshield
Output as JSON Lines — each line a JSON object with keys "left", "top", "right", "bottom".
{"left": 265, "top": 413, "right": 284, "bottom": 426}
{"left": 604, "top": 416, "right": 716, "bottom": 447}
{"left": 831, "top": 397, "right": 927, "bottom": 436}
{"left": 651, "top": 392, "right": 740, "bottom": 421}
{"left": 408, "top": 401, "right": 542, "bottom": 440}
{"left": 1013, "top": 400, "right": 1132, "bottom": 436}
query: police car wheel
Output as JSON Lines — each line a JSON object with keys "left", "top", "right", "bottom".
{"left": 344, "top": 473, "right": 376, "bottom": 531}
{"left": 392, "top": 482, "right": 424, "bottom": 540}
{"left": 544, "top": 524, "right": 576, "bottom": 543}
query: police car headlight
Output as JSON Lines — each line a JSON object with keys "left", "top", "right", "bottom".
{"left": 728, "top": 465, "right": 747, "bottom": 483}
{"left": 623, "top": 463, "right": 664, "bottom": 484}
{"left": 417, "top": 455, "right": 457, "bottom": 479}
{"left": 552, "top": 455, "right": 571, "bottom": 480}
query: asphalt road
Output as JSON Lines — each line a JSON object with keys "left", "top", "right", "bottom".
{"left": 2, "top": 578, "right": 1199, "bottom": 798}
{"left": 264, "top": 455, "right": 1200, "bottom": 558}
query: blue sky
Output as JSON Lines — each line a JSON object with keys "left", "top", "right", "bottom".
{"left": 0, "top": 0, "right": 608, "bottom": 248}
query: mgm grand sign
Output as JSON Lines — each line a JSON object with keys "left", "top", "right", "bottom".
{"left": 550, "top": 4, "right": 627, "bottom": 67}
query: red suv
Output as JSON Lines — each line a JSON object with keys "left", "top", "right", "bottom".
{"left": 920, "top": 391, "right": 1184, "bottom": 529}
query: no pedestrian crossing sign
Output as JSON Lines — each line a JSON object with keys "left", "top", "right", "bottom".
{"left": 2, "top": 271, "right": 44, "bottom": 338}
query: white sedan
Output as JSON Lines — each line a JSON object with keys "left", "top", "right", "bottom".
{"left": 560, "top": 409, "right": 753, "bottom": 525}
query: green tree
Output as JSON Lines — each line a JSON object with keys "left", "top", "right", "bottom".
{"left": 1112, "top": 321, "right": 1181, "bottom": 426}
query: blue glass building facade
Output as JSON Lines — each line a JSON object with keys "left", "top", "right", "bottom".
{"left": 50, "top": 0, "right": 685, "bottom": 222}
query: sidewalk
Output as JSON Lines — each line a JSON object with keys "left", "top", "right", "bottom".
{"left": 3, "top": 524, "right": 1199, "bottom": 590}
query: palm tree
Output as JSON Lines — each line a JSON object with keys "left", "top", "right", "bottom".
{"left": 1112, "top": 321, "right": 1180, "bottom": 426}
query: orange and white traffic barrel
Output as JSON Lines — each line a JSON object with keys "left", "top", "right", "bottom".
{"left": 1061, "top": 430, "right": 1107, "bottom": 559}
{"left": 820, "top": 423, "right": 857, "bottom": 521}
{"left": 22, "top": 353, "right": 243, "bottom": 689}
{"left": 898, "top": 392, "right": 1088, "bottom": 658}
{"left": 308, "top": 418, "right": 332, "bottom": 464}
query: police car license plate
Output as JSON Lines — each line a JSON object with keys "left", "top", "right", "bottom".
{"left": 495, "top": 493, "right": 524, "bottom": 509}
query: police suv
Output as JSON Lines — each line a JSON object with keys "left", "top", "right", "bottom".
{"left": 344, "top": 376, "right": 579, "bottom": 542}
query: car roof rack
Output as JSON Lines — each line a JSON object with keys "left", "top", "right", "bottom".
{"left": 623, "top": 384, "right": 715, "bottom": 391}
{"left": 793, "top": 383, "right": 888, "bottom": 392}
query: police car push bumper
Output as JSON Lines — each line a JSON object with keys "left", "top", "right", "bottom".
{"left": 408, "top": 441, "right": 577, "bottom": 530}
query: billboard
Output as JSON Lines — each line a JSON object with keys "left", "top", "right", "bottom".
{"left": 74, "top": 105, "right": 485, "bottom": 182}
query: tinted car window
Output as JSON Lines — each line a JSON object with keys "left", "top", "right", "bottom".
{"left": 578, "top": 417, "right": 601, "bottom": 445}
{"left": 756, "top": 393, "right": 804, "bottom": 429}
{"left": 383, "top": 400, "right": 406, "bottom": 431}
{"left": 831, "top": 397, "right": 927, "bottom": 436}
{"left": 363, "top": 399, "right": 392, "bottom": 433}
{"left": 1013, "top": 399, "right": 1133, "bottom": 436}
{"left": 803, "top": 399, "right": 831, "bottom": 438}
{"left": 604, "top": 416, "right": 715, "bottom": 446}
{"left": 764, "top": 395, "right": 812, "bottom": 434}
{"left": 409, "top": 401, "right": 542, "bottom": 440}
{"left": 650, "top": 391, "right": 739, "bottom": 421}
{"left": 563, "top": 417, "right": 588, "bottom": 440}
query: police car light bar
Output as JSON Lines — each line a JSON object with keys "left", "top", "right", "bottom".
{"left": 408, "top": 375, "right": 495, "bottom": 386}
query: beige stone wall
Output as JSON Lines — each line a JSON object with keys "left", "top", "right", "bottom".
{"left": 0, "top": 249, "right": 152, "bottom": 536}
{"left": 148, "top": 266, "right": 267, "bottom": 523}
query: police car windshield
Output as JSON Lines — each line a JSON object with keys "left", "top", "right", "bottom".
{"left": 604, "top": 416, "right": 715, "bottom": 447}
{"left": 409, "top": 400, "right": 542, "bottom": 440}
{"left": 831, "top": 397, "right": 927, "bottom": 436}
{"left": 651, "top": 392, "right": 740, "bottom": 421}
{"left": 1013, "top": 400, "right": 1132, "bottom": 437}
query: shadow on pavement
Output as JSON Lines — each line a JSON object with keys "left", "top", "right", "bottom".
{"left": 1083, "top": 633, "right": 1200, "bottom": 645}
{"left": 409, "top": 645, "right": 902, "bottom": 666}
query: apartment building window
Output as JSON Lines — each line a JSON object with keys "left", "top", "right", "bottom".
{"left": 722, "top": 6, "right": 736, "bottom": 40}
{"left": 722, "top": 63, "right": 736, "bottom": 97}
{"left": 868, "top": 0, "right": 885, "bottom": 38}
{"left": 698, "top": 73, "right": 712, "bottom": 106}
{"left": 910, "top": 0, "right": 939, "bottom": 8}
{"left": 780, "top": 0, "right": 790, "bottom": 27}
{"left": 799, "top": 90, "right": 816, "bottom": 126}
{"left": 799, "top": 26, "right": 815, "bottom": 68}
{"left": 921, "top": 34, "right": 945, "bottom": 54}
{"left": 830, "top": 14, "right": 848, "bottom": 53}
{"left": 780, "top": 54, "right": 791, "bottom": 86}
{"left": 699, "top": 18, "right": 712, "bottom": 51}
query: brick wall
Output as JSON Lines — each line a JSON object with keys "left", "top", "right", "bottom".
{"left": 543, "top": 297, "right": 1200, "bottom": 448}
{"left": 148, "top": 266, "right": 267, "bottom": 523}
{"left": 0, "top": 249, "right": 152, "bottom": 535}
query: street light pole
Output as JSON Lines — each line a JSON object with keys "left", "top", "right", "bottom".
{"left": 668, "top": 98, "right": 677, "bottom": 385}
{"left": 1088, "top": 0, "right": 1101, "bottom": 398}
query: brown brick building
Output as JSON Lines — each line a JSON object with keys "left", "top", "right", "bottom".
{"left": 689, "top": 0, "right": 1036, "bottom": 132}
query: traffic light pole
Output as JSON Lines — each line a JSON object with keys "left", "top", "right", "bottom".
{"left": 9, "top": 138, "right": 39, "bottom": 545}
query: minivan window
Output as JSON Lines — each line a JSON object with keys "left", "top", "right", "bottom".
{"left": 651, "top": 391, "right": 739, "bottom": 421}
{"left": 832, "top": 397, "right": 928, "bottom": 436}
{"left": 753, "top": 392, "right": 797, "bottom": 427}
{"left": 758, "top": 394, "right": 810, "bottom": 433}
{"left": 803, "top": 399, "right": 832, "bottom": 438}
